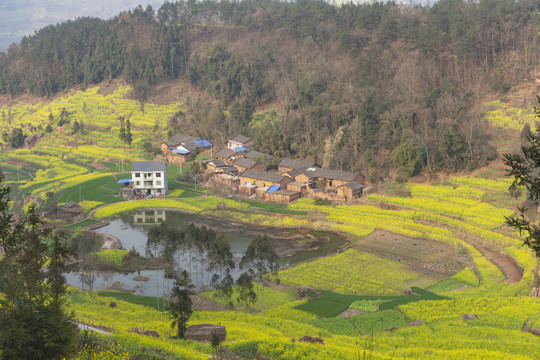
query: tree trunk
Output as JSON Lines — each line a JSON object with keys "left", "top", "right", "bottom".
{"left": 531, "top": 259, "right": 540, "bottom": 298}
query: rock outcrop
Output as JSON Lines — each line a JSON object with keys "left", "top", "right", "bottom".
{"left": 185, "top": 324, "right": 226, "bottom": 343}
{"left": 298, "top": 335, "right": 324, "bottom": 344}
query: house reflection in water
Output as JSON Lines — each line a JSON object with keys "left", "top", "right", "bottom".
{"left": 133, "top": 210, "right": 166, "bottom": 224}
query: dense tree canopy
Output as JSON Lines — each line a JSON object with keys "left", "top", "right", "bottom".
{"left": 1, "top": 0, "right": 538, "bottom": 179}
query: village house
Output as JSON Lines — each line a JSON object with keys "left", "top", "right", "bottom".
{"left": 161, "top": 134, "right": 212, "bottom": 163}
{"left": 233, "top": 157, "right": 266, "bottom": 173}
{"left": 265, "top": 188, "right": 301, "bottom": 203}
{"left": 227, "top": 135, "right": 253, "bottom": 150}
{"left": 215, "top": 148, "right": 242, "bottom": 164}
{"left": 239, "top": 169, "right": 292, "bottom": 188}
{"left": 278, "top": 158, "right": 319, "bottom": 172}
{"left": 131, "top": 161, "right": 168, "bottom": 197}
{"left": 337, "top": 181, "right": 366, "bottom": 199}
{"left": 206, "top": 160, "right": 228, "bottom": 173}
{"left": 305, "top": 168, "right": 365, "bottom": 189}
{"left": 244, "top": 150, "right": 274, "bottom": 164}
{"left": 214, "top": 173, "right": 241, "bottom": 189}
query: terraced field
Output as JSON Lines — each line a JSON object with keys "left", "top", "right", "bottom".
{"left": 1, "top": 85, "right": 539, "bottom": 359}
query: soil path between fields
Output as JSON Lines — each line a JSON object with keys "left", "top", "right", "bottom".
{"left": 478, "top": 246, "right": 523, "bottom": 284}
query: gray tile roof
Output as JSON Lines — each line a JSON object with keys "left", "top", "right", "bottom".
{"left": 132, "top": 161, "right": 167, "bottom": 172}
{"left": 288, "top": 181, "right": 308, "bottom": 187}
{"left": 240, "top": 170, "right": 284, "bottom": 183}
{"left": 344, "top": 182, "right": 365, "bottom": 190}
{"left": 306, "top": 168, "right": 360, "bottom": 182}
{"left": 231, "top": 135, "right": 252, "bottom": 144}
{"left": 209, "top": 160, "right": 227, "bottom": 167}
{"left": 278, "top": 158, "right": 318, "bottom": 170}
{"left": 274, "top": 189, "right": 299, "bottom": 196}
{"left": 234, "top": 157, "right": 257, "bottom": 169}
{"left": 168, "top": 134, "right": 199, "bottom": 146}
{"left": 222, "top": 166, "right": 239, "bottom": 173}
{"left": 283, "top": 168, "right": 306, "bottom": 178}
{"left": 215, "top": 148, "right": 237, "bottom": 158}
{"left": 244, "top": 150, "right": 273, "bottom": 161}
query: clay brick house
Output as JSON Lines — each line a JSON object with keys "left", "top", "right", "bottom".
{"left": 161, "top": 134, "right": 212, "bottom": 163}
{"left": 239, "top": 170, "right": 292, "bottom": 188}
{"left": 228, "top": 135, "right": 254, "bottom": 150}
{"left": 287, "top": 181, "right": 309, "bottom": 194}
{"left": 207, "top": 160, "right": 228, "bottom": 173}
{"left": 215, "top": 148, "right": 241, "bottom": 164}
{"left": 278, "top": 158, "right": 319, "bottom": 172}
{"left": 337, "top": 182, "right": 366, "bottom": 199}
{"left": 265, "top": 186, "right": 300, "bottom": 203}
{"left": 215, "top": 173, "right": 240, "bottom": 189}
{"left": 244, "top": 150, "right": 274, "bottom": 162}
{"left": 233, "top": 158, "right": 266, "bottom": 172}
{"left": 305, "top": 168, "right": 365, "bottom": 189}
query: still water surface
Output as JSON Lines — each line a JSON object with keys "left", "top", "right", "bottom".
{"left": 66, "top": 210, "right": 344, "bottom": 297}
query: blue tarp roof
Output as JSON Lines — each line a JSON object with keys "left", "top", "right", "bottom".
{"left": 234, "top": 146, "right": 247, "bottom": 152}
{"left": 118, "top": 178, "right": 132, "bottom": 184}
{"left": 194, "top": 139, "right": 212, "bottom": 147}
{"left": 172, "top": 149, "right": 191, "bottom": 155}
{"left": 267, "top": 184, "right": 280, "bottom": 194}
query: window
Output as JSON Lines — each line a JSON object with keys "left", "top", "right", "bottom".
{"left": 156, "top": 181, "right": 161, "bottom": 186}
{"left": 155, "top": 172, "right": 161, "bottom": 178}
{"left": 329, "top": 180, "right": 333, "bottom": 187}
{"left": 135, "top": 173, "right": 140, "bottom": 178}
{"left": 136, "top": 181, "right": 140, "bottom": 186}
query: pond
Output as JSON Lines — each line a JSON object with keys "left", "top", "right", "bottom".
{"left": 66, "top": 209, "right": 345, "bottom": 297}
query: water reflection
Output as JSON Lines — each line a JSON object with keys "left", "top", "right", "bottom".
{"left": 67, "top": 210, "right": 344, "bottom": 297}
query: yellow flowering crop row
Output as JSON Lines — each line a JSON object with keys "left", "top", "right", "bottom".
{"left": 450, "top": 176, "right": 514, "bottom": 193}
{"left": 208, "top": 210, "right": 311, "bottom": 228}
{"left": 407, "top": 182, "right": 485, "bottom": 200}
{"left": 79, "top": 200, "right": 106, "bottom": 214}
{"left": 279, "top": 249, "right": 418, "bottom": 295}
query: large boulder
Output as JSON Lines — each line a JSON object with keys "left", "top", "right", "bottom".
{"left": 298, "top": 335, "right": 324, "bottom": 345}
{"left": 462, "top": 313, "right": 478, "bottom": 321}
{"left": 185, "top": 324, "right": 226, "bottom": 343}
{"left": 298, "top": 286, "right": 318, "bottom": 298}
{"left": 403, "top": 287, "right": 420, "bottom": 296}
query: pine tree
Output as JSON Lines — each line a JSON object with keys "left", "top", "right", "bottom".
{"left": 0, "top": 177, "right": 78, "bottom": 359}
{"left": 118, "top": 116, "right": 126, "bottom": 149}
{"left": 168, "top": 270, "right": 195, "bottom": 339}
{"left": 503, "top": 96, "right": 540, "bottom": 297}
{"left": 126, "top": 119, "right": 133, "bottom": 153}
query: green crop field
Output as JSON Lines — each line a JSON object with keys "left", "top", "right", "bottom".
{"left": 2, "top": 84, "right": 540, "bottom": 359}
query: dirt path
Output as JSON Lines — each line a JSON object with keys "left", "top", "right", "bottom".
{"left": 478, "top": 246, "right": 523, "bottom": 284}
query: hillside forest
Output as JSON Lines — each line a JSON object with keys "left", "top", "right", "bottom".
{"left": 0, "top": 0, "right": 539, "bottom": 182}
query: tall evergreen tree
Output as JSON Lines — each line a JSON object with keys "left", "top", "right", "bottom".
{"left": 0, "top": 177, "right": 78, "bottom": 359}
{"left": 168, "top": 270, "right": 195, "bottom": 339}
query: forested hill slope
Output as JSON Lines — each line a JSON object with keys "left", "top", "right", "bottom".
{"left": 0, "top": 0, "right": 539, "bottom": 181}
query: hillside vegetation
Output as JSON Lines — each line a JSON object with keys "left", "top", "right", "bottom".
{"left": 1, "top": 0, "right": 539, "bottom": 180}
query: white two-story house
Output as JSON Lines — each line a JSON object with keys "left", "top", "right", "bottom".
{"left": 131, "top": 161, "right": 168, "bottom": 197}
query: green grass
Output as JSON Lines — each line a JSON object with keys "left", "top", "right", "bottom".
{"left": 56, "top": 173, "right": 130, "bottom": 204}
{"left": 295, "top": 291, "right": 397, "bottom": 318}
{"left": 97, "top": 291, "right": 169, "bottom": 312}
{"left": 58, "top": 218, "right": 101, "bottom": 231}
{"left": 378, "top": 287, "right": 447, "bottom": 311}
{"left": 349, "top": 309, "right": 408, "bottom": 334}
{"left": 427, "top": 278, "right": 469, "bottom": 293}
{"left": 242, "top": 199, "right": 308, "bottom": 215}
{"left": 201, "top": 285, "right": 296, "bottom": 311}
{"left": 296, "top": 288, "right": 444, "bottom": 318}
